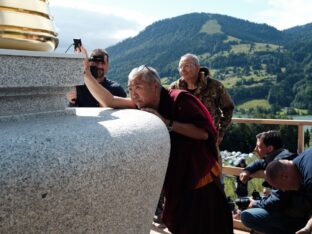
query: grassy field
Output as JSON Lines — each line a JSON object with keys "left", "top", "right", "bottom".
{"left": 223, "top": 35, "right": 241, "bottom": 43}
{"left": 237, "top": 99, "right": 271, "bottom": 110}
{"left": 200, "top": 19, "right": 223, "bottom": 35}
{"left": 278, "top": 108, "right": 310, "bottom": 115}
{"left": 230, "top": 42, "right": 281, "bottom": 54}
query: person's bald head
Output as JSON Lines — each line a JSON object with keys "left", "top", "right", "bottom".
{"left": 266, "top": 159, "right": 301, "bottom": 191}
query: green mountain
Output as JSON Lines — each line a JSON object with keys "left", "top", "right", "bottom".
{"left": 106, "top": 13, "right": 312, "bottom": 113}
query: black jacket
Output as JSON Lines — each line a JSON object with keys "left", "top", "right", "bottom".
{"left": 245, "top": 149, "right": 297, "bottom": 173}
{"left": 69, "top": 78, "right": 126, "bottom": 107}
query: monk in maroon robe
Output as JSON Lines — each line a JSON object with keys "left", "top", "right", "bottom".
{"left": 158, "top": 88, "right": 233, "bottom": 234}
{"left": 82, "top": 55, "right": 233, "bottom": 233}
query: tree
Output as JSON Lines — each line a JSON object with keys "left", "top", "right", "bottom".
{"left": 279, "top": 125, "right": 298, "bottom": 153}
{"left": 291, "top": 80, "right": 312, "bottom": 112}
{"left": 268, "top": 81, "right": 293, "bottom": 107}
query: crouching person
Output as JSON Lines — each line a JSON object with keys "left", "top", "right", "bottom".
{"left": 241, "top": 147, "right": 312, "bottom": 234}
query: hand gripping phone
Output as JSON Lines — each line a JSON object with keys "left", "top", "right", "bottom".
{"left": 73, "top": 38, "right": 82, "bottom": 52}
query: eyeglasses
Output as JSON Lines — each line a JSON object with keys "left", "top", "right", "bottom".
{"left": 138, "top": 64, "right": 153, "bottom": 73}
{"left": 137, "top": 64, "right": 160, "bottom": 82}
{"left": 178, "top": 63, "right": 195, "bottom": 71}
{"left": 138, "top": 64, "right": 159, "bottom": 76}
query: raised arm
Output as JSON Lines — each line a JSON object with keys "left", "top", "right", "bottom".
{"left": 81, "top": 47, "right": 136, "bottom": 109}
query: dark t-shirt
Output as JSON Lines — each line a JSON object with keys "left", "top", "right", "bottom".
{"left": 293, "top": 147, "right": 312, "bottom": 196}
{"left": 69, "top": 78, "right": 127, "bottom": 107}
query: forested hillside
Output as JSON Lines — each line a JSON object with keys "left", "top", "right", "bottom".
{"left": 106, "top": 13, "right": 312, "bottom": 113}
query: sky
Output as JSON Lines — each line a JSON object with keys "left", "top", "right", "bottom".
{"left": 49, "top": 0, "right": 312, "bottom": 53}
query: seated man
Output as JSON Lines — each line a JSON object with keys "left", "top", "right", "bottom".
{"left": 67, "top": 48, "right": 126, "bottom": 107}
{"left": 81, "top": 46, "right": 233, "bottom": 233}
{"left": 241, "top": 147, "right": 312, "bottom": 234}
{"left": 240, "top": 130, "right": 297, "bottom": 184}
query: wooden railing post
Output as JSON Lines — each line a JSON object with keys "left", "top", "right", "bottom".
{"left": 298, "top": 124, "right": 305, "bottom": 153}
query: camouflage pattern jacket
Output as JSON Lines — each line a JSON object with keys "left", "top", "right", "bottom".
{"left": 170, "top": 67, "right": 234, "bottom": 137}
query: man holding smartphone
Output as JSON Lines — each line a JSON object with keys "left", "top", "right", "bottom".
{"left": 67, "top": 47, "right": 127, "bottom": 107}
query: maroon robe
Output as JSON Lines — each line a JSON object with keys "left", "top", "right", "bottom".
{"left": 158, "top": 88, "right": 233, "bottom": 234}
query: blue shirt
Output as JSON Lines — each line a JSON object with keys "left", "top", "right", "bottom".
{"left": 293, "top": 147, "right": 312, "bottom": 198}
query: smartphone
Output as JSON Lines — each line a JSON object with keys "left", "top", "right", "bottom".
{"left": 90, "top": 65, "right": 98, "bottom": 78}
{"left": 73, "top": 38, "right": 82, "bottom": 52}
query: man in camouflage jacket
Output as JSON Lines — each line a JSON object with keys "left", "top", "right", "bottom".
{"left": 170, "top": 53, "right": 234, "bottom": 147}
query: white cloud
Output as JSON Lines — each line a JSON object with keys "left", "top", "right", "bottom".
{"left": 108, "top": 30, "right": 139, "bottom": 40}
{"left": 242, "top": 0, "right": 258, "bottom": 3}
{"left": 49, "top": 0, "right": 152, "bottom": 52}
{"left": 256, "top": 0, "right": 312, "bottom": 29}
{"left": 49, "top": 0, "right": 152, "bottom": 28}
